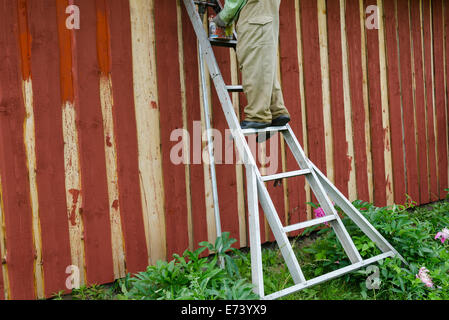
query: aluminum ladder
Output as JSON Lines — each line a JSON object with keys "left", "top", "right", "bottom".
{"left": 184, "top": 0, "right": 405, "bottom": 300}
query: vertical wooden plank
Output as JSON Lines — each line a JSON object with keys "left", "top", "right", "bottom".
{"left": 318, "top": 0, "right": 334, "bottom": 184}
{"left": 154, "top": 0, "right": 190, "bottom": 259}
{"left": 326, "top": 0, "right": 351, "bottom": 198}
{"left": 295, "top": 0, "right": 312, "bottom": 220}
{"left": 422, "top": 0, "right": 439, "bottom": 201}
{"left": 95, "top": 0, "right": 127, "bottom": 280}
{"left": 176, "top": 0, "right": 194, "bottom": 252}
{"left": 383, "top": 0, "right": 407, "bottom": 205}
{"left": 129, "top": 0, "right": 167, "bottom": 264}
{"left": 72, "top": 0, "right": 115, "bottom": 285}
{"left": 55, "top": 0, "right": 87, "bottom": 289}
{"left": 19, "top": 0, "right": 45, "bottom": 298}
{"left": 346, "top": 0, "right": 371, "bottom": 202}
{"left": 433, "top": 0, "right": 449, "bottom": 198}
{"left": 0, "top": 178, "right": 6, "bottom": 300}
{"left": 340, "top": 0, "right": 358, "bottom": 202}
{"left": 377, "top": 0, "right": 394, "bottom": 206}
{"left": 396, "top": 0, "right": 420, "bottom": 203}
{"left": 300, "top": 0, "right": 327, "bottom": 181}
{"left": 279, "top": 0, "right": 307, "bottom": 231}
{"left": 0, "top": 0, "right": 35, "bottom": 299}
{"left": 365, "top": 0, "right": 388, "bottom": 207}
{"left": 210, "top": 43, "right": 243, "bottom": 246}
{"left": 180, "top": 5, "right": 209, "bottom": 249}
{"left": 411, "top": 0, "right": 431, "bottom": 204}
{"left": 108, "top": 0, "right": 149, "bottom": 275}
{"left": 28, "top": 0, "right": 73, "bottom": 297}
{"left": 443, "top": 2, "right": 449, "bottom": 195}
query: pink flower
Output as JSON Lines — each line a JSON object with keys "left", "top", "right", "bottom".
{"left": 416, "top": 267, "right": 434, "bottom": 288}
{"left": 435, "top": 228, "right": 449, "bottom": 244}
{"left": 314, "top": 207, "right": 329, "bottom": 226}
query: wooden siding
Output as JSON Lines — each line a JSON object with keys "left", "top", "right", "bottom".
{"left": 0, "top": 0, "right": 448, "bottom": 299}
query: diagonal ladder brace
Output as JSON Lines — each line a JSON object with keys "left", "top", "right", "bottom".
{"left": 184, "top": 0, "right": 405, "bottom": 300}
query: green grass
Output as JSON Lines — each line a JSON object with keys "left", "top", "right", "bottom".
{"left": 53, "top": 193, "right": 449, "bottom": 300}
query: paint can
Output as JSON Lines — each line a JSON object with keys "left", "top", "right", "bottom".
{"left": 209, "top": 15, "right": 233, "bottom": 40}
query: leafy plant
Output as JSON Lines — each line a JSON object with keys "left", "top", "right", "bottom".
{"left": 119, "top": 233, "right": 259, "bottom": 300}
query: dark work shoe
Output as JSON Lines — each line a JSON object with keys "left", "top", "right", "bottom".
{"left": 271, "top": 115, "right": 291, "bottom": 126}
{"left": 240, "top": 120, "right": 271, "bottom": 130}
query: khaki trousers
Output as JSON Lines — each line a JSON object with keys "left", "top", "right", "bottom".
{"left": 236, "top": 0, "right": 289, "bottom": 123}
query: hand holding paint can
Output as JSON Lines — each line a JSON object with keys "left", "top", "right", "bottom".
{"left": 209, "top": 15, "right": 233, "bottom": 40}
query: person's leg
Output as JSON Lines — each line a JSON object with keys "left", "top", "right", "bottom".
{"left": 267, "top": 0, "right": 290, "bottom": 122}
{"left": 236, "top": 0, "right": 277, "bottom": 124}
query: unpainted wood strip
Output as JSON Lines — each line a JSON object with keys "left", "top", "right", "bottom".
{"left": 61, "top": 101, "right": 86, "bottom": 287}
{"left": 377, "top": 0, "right": 394, "bottom": 205}
{"left": 295, "top": 0, "right": 311, "bottom": 220}
{"left": 22, "top": 75, "right": 44, "bottom": 300}
{"left": 18, "top": 0, "right": 45, "bottom": 298}
{"left": 176, "top": 0, "right": 194, "bottom": 252}
{"left": 98, "top": 75, "right": 126, "bottom": 279}
{"left": 360, "top": 0, "right": 374, "bottom": 203}
{"left": 318, "top": 0, "right": 334, "bottom": 184}
{"left": 340, "top": 0, "right": 358, "bottom": 202}
{"left": 129, "top": 0, "right": 167, "bottom": 264}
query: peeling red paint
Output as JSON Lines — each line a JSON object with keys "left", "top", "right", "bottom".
{"left": 112, "top": 199, "right": 119, "bottom": 210}
{"left": 17, "top": 0, "right": 32, "bottom": 80}
{"left": 150, "top": 101, "right": 158, "bottom": 109}
{"left": 106, "top": 135, "right": 113, "bottom": 147}
{"left": 96, "top": 0, "right": 111, "bottom": 75}
{"left": 56, "top": 0, "right": 74, "bottom": 103}
{"left": 68, "top": 189, "right": 80, "bottom": 226}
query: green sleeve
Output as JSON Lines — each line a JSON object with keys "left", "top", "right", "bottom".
{"left": 218, "top": 0, "right": 247, "bottom": 26}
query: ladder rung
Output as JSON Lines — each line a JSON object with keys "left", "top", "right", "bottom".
{"left": 283, "top": 215, "right": 336, "bottom": 233}
{"left": 263, "top": 251, "right": 395, "bottom": 300}
{"left": 226, "top": 85, "right": 243, "bottom": 92}
{"left": 242, "top": 126, "right": 288, "bottom": 136}
{"left": 262, "top": 169, "right": 311, "bottom": 182}
{"left": 209, "top": 38, "right": 237, "bottom": 48}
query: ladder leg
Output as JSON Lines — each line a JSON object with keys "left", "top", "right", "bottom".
{"left": 257, "top": 179, "right": 306, "bottom": 285}
{"left": 310, "top": 162, "right": 407, "bottom": 265}
{"left": 246, "top": 165, "right": 264, "bottom": 298}
{"left": 282, "top": 126, "right": 362, "bottom": 263}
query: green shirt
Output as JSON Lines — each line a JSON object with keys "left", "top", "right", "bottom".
{"left": 218, "top": 0, "right": 247, "bottom": 26}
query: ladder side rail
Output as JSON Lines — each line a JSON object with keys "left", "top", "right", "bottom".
{"left": 198, "top": 41, "right": 224, "bottom": 266}
{"left": 256, "top": 178, "right": 306, "bottom": 284}
{"left": 263, "top": 251, "right": 395, "bottom": 300}
{"left": 310, "top": 162, "right": 407, "bottom": 264}
{"left": 246, "top": 165, "right": 264, "bottom": 298}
